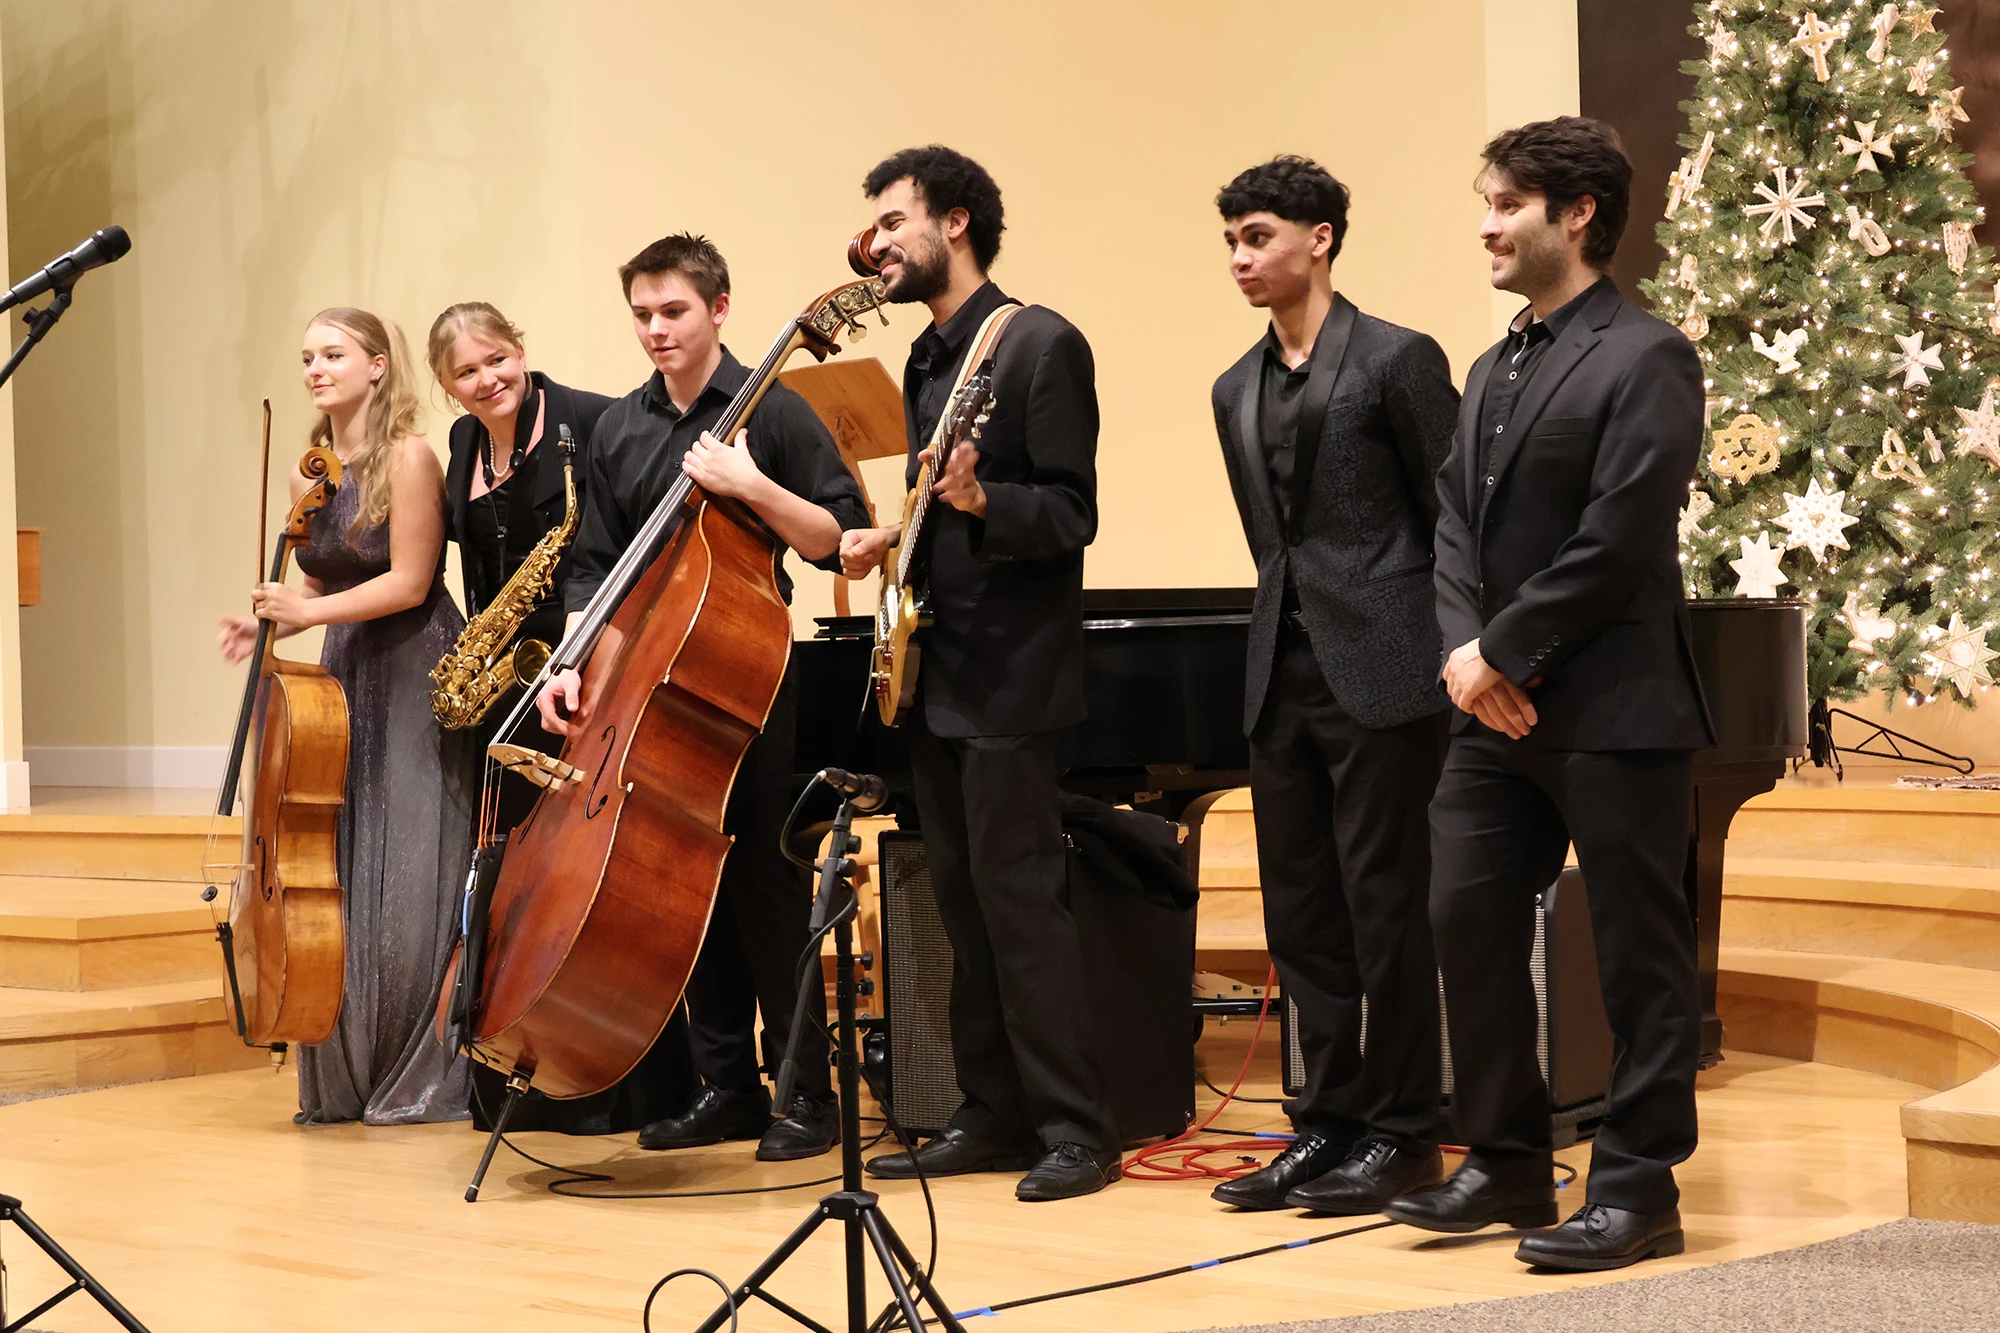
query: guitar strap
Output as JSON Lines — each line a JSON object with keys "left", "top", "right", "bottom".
{"left": 922, "top": 302, "right": 1023, "bottom": 457}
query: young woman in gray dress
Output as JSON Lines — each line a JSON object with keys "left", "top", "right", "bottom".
{"left": 218, "top": 306, "right": 475, "bottom": 1126}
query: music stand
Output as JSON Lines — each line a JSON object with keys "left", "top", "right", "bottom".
{"left": 781, "top": 357, "right": 907, "bottom": 616}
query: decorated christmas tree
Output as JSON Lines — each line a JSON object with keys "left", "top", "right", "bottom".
{"left": 1645, "top": 0, "right": 2000, "bottom": 703}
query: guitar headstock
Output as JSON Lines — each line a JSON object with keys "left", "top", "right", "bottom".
{"left": 943, "top": 368, "right": 996, "bottom": 445}
{"left": 800, "top": 275, "right": 892, "bottom": 360}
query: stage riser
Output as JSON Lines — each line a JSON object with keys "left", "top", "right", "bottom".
{"left": 1907, "top": 1142, "right": 2000, "bottom": 1224}
{"left": 0, "top": 931, "right": 215, "bottom": 991}
{"left": 1717, "top": 982, "right": 1995, "bottom": 1092}
{"left": 0, "top": 828, "right": 212, "bottom": 881}
{"left": 1730, "top": 800, "right": 2000, "bottom": 868}
{"left": 0, "top": 1005, "right": 265, "bottom": 1092}
{"left": 1723, "top": 898, "right": 2000, "bottom": 974}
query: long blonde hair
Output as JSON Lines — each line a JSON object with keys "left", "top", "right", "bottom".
{"left": 425, "top": 301, "right": 526, "bottom": 410}
{"left": 305, "top": 306, "right": 422, "bottom": 536}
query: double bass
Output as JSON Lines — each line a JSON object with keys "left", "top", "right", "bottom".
{"left": 206, "top": 437, "right": 350, "bottom": 1048}
{"left": 441, "top": 261, "right": 890, "bottom": 1125}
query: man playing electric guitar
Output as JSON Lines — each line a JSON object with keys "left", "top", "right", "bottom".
{"left": 839, "top": 145, "right": 1118, "bottom": 1202}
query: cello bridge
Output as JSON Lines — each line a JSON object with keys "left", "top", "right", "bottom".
{"left": 487, "top": 743, "right": 588, "bottom": 791}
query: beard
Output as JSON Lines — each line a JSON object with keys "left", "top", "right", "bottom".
{"left": 1495, "top": 225, "right": 1568, "bottom": 297}
{"left": 882, "top": 228, "right": 951, "bottom": 304}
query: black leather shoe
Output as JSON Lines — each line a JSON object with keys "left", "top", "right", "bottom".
{"left": 1210, "top": 1132, "right": 1350, "bottom": 1211}
{"left": 636, "top": 1087, "right": 771, "bottom": 1150}
{"left": 1382, "top": 1162, "right": 1558, "bottom": 1233}
{"left": 756, "top": 1092, "right": 840, "bottom": 1162}
{"left": 1515, "top": 1203, "right": 1685, "bottom": 1271}
{"left": 1286, "top": 1138, "right": 1445, "bottom": 1215}
{"left": 865, "top": 1126, "right": 1041, "bottom": 1180}
{"left": 1016, "top": 1142, "right": 1122, "bottom": 1202}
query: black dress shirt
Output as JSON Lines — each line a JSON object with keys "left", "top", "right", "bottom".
{"left": 904, "top": 280, "right": 1017, "bottom": 454}
{"left": 1478, "top": 275, "right": 1610, "bottom": 477}
{"left": 1256, "top": 332, "right": 1313, "bottom": 535}
{"left": 565, "top": 349, "right": 868, "bottom": 614}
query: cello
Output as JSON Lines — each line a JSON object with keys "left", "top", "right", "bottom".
{"left": 205, "top": 438, "right": 350, "bottom": 1049}
{"left": 440, "top": 261, "right": 890, "bottom": 1181}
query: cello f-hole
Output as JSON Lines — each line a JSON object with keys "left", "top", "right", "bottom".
{"left": 584, "top": 723, "right": 617, "bottom": 819}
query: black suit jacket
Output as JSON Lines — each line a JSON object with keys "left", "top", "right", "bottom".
{"left": 444, "top": 371, "right": 613, "bottom": 617}
{"left": 910, "top": 301, "right": 1098, "bottom": 738}
{"left": 1212, "top": 295, "right": 1459, "bottom": 732}
{"left": 1433, "top": 279, "right": 1714, "bottom": 752}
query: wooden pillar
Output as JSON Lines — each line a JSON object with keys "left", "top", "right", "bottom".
{"left": 0, "top": 28, "right": 28, "bottom": 809}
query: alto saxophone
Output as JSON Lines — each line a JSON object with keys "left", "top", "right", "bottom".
{"left": 431, "top": 425, "right": 580, "bottom": 730}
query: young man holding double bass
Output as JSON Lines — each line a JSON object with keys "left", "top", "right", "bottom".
{"left": 839, "top": 145, "right": 1120, "bottom": 1202}
{"left": 539, "top": 233, "right": 869, "bottom": 1162}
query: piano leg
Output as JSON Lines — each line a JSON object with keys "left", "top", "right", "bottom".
{"left": 1685, "top": 761, "right": 1785, "bottom": 1068}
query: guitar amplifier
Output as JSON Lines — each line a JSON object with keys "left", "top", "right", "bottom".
{"left": 1276, "top": 867, "right": 1612, "bottom": 1147}
{"left": 875, "top": 830, "right": 1195, "bottom": 1141}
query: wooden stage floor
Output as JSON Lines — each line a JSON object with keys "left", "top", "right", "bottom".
{"left": 0, "top": 1031, "right": 1921, "bottom": 1333}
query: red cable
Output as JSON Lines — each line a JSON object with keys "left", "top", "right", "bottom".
{"left": 1123, "top": 966, "right": 1293, "bottom": 1182}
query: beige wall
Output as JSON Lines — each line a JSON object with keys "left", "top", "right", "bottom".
{"left": 1, "top": 1, "right": 1510, "bottom": 763}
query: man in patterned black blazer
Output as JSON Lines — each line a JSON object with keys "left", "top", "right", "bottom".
{"left": 1206, "top": 156, "right": 1460, "bottom": 1215}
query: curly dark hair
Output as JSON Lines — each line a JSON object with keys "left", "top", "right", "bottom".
{"left": 619, "top": 232, "right": 729, "bottom": 305}
{"left": 862, "top": 145, "right": 1006, "bottom": 271}
{"left": 1215, "top": 156, "right": 1351, "bottom": 262}
{"left": 1478, "top": 117, "right": 1632, "bottom": 268}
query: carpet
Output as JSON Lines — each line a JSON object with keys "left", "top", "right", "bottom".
{"left": 1182, "top": 1218, "right": 2000, "bottom": 1333}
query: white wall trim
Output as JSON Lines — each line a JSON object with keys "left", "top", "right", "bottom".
{"left": 25, "top": 746, "right": 227, "bottom": 789}
{"left": 0, "top": 761, "right": 28, "bottom": 810}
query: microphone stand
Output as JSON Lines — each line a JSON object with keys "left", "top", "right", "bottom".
{"left": 692, "top": 784, "right": 963, "bottom": 1333}
{"left": 0, "top": 285, "right": 73, "bottom": 391}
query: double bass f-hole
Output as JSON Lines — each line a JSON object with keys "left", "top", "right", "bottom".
{"left": 583, "top": 723, "right": 617, "bottom": 819}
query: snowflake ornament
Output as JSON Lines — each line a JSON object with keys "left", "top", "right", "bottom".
{"left": 1729, "top": 532, "right": 1789, "bottom": 598}
{"left": 1745, "top": 168, "right": 1827, "bottom": 244}
{"left": 1888, "top": 331, "right": 1944, "bottom": 389}
{"left": 1924, "top": 612, "right": 2000, "bottom": 697}
{"left": 1774, "top": 479, "right": 1861, "bottom": 566}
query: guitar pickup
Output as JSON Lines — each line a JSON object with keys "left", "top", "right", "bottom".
{"left": 487, "top": 743, "right": 587, "bottom": 790}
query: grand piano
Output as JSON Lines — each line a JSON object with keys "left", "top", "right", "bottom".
{"left": 794, "top": 589, "right": 1807, "bottom": 1067}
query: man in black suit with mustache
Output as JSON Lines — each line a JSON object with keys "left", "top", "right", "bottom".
{"left": 1384, "top": 117, "right": 1713, "bottom": 1272}
{"left": 1204, "top": 157, "right": 1459, "bottom": 1216}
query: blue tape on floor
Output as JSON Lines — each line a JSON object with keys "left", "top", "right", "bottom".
{"left": 955, "top": 1308, "right": 996, "bottom": 1319}
{"left": 1191, "top": 1259, "right": 1221, "bottom": 1270}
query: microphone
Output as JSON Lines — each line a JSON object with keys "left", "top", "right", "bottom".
{"left": 816, "top": 766, "right": 887, "bottom": 813}
{"left": 0, "top": 226, "right": 131, "bottom": 313}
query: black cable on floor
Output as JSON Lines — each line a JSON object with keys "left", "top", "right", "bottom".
{"left": 643, "top": 1267, "right": 737, "bottom": 1333}
{"left": 1200, "top": 1072, "right": 1284, "bottom": 1105}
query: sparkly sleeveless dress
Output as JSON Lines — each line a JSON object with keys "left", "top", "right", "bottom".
{"left": 294, "top": 476, "right": 476, "bottom": 1125}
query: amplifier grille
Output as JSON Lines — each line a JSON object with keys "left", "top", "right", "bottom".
{"left": 877, "top": 833, "right": 964, "bottom": 1134}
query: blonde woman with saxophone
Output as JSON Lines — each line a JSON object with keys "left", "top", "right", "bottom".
{"left": 427, "top": 301, "right": 696, "bottom": 1138}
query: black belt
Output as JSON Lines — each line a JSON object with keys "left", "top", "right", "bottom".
{"left": 1283, "top": 607, "right": 1309, "bottom": 635}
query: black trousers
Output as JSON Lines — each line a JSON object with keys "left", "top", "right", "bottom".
{"left": 681, "top": 667, "right": 831, "bottom": 1100}
{"left": 907, "top": 719, "right": 1117, "bottom": 1151}
{"left": 1251, "top": 627, "right": 1446, "bottom": 1150}
{"left": 1428, "top": 729, "right": 1699, "bottom": 1212}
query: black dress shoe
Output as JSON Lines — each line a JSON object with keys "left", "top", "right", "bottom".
{"left": 636, "top": 1086, "right": 771, "bottom": 1150}
{"left": 1016, "top": 1142, "right": 1121, "bottom": 1202}
{"left": 756, "top": 1092, "right": 841, "bottom": 1162}
{"left": 1515, "top": 1203, "right": 1684, "bottom": 1271}
{"left": 865, "top": 1126, "right": 1041, "bottom": 1180}
{"left": 1286, "top": 1138, "right": 1444, "bottom": 1215}
{"left": 1210, "top": 1132, "right": 1350, "bottom": 1211}
{"left": 1382, "top": 1162, "right": 1558, "bottom": 1233}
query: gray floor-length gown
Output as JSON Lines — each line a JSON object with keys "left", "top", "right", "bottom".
{"left": 294, "top": 475, "right": 475, "bottom": 1125}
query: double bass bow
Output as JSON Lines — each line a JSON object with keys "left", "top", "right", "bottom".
{"left": 438, "top": 255, "right": 890, "bottom": 1121}
{"left": 204, "top": 434, "right": 351, "bottom": 1049}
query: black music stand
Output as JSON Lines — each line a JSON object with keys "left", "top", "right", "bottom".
{"left": 689, "top": 791, "right": 963, "bottom": 1333}
{"left": 0, "top": 1192, "right": 152, "bottom": 1332}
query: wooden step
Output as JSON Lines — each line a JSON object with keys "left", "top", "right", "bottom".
{"left": 1732, "top": 783, "right": 2000, "bottom": 867}
{"left": 1723, "top": 857, "right": 2000, "bottom": 972}
{"left": 0, "top": 876, "right": 218, "bottom": 990}
{"left": 0, "top": 813, "right": 235, "bottom": 881}
{"left": 0, "top": 977, "right": 266, "bottom": 1093}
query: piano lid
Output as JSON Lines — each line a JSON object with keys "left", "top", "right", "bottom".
{"left": 813, "top": 587, "right": 1253, "bottom": 639}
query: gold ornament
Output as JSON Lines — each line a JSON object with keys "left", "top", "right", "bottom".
{"left": 1872, "top": 428, "right": 1927, "bottom": 483}
{"left": 1790, "top": 11, "right": 1840, "bottom": 82}
{"left": 1682, "top": 308, "right": 1711, "bottom": 341}
{"left": 1924, "top": 612, "right": 2000, "bottom": 697}
{"left": 1709, "top": 413, "right": 1783, "bottom": 483}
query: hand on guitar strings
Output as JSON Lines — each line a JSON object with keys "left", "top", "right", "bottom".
{"left": 838, "top": 525, "right": 898, "bottom": 579}
{"left": 925, "top": 438, "right": 987, "bottom": 518}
